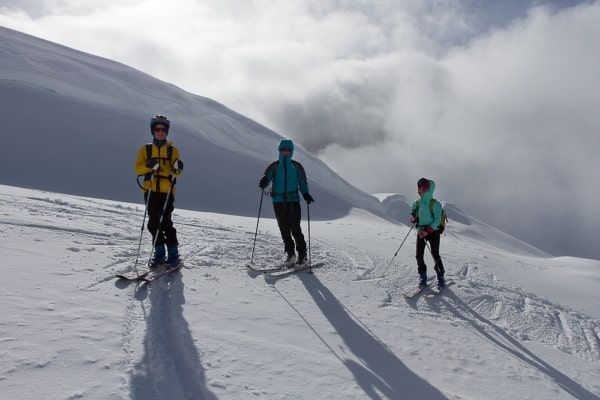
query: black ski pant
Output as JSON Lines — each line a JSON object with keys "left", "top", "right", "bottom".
{"left": 415, "top": 230, "right": 445, "bottom": 276}
{"left": 144, "top": 191, "right": 178, "bottom": 247}
{"left": 273, "top": 201, "right": 306, "bottom": 257}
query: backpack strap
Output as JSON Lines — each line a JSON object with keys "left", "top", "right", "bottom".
{"left": 265, "top": 160, "right": 279, "bottom": 177}
{"left": 143, "top": 144, "right": 153, "bottom": 182}
{"left": 144, "top": 143, "right": 176, "bottom": 186}
{"left": 146, "top": 143, "right": 174, "bottom": 162}
{"left": 291, "top": 160, "right": 306, "bottom": 183}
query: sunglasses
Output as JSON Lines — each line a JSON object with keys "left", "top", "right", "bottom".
{"left": 154, "top": 127, "right": 167, "bottom": 133}
{"left": 280, "top": 148, "right": 291, "bottom": 152}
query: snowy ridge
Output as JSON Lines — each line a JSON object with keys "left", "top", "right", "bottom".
{"left": 1, "top": 184, "right": 599, "bottom": 399}
{"left": 0, "top": 26, "right": 383, "bottom": 220}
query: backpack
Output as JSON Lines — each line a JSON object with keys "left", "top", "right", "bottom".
{"left": 429, "top": 198, "right": 448, "bottom": 234}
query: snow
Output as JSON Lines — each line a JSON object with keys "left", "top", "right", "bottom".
{"left": 1, "top": 184, "right": 599, "bottom": 400}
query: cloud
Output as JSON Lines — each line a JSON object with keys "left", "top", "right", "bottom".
{"left": 321, "top": 4, "right": 600, "bottom": 258}
{"left": 1, "top": 0, "right": 599, "bottom": 259}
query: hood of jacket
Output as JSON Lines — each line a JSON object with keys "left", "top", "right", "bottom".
{"left": 278, "top": 139, "right": 295, "bottom": 163}
{"left": 419, "top": 178, "right": 436, "bottom": 203}
{"left": 415, "top": 178, "right": 437, "bottom": 227}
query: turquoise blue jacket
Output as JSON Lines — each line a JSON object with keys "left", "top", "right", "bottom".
{"left": 411, "top": 179, "right": 443, "bottom": 231}
{"left": 263, "top": 139, "right": 309, "bottom": 203}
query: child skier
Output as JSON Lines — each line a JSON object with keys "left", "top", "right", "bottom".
{"left": 410, "top": 177, "right": 445, "bottom": 288}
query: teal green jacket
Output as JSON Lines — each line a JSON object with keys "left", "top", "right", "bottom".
{"left": 411, "top": 179, "right": 443, "bottom": 231}
{"left": 263, "top": 139, "right": 309, "bottom": 203}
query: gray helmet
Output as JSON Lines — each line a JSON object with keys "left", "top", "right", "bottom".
{"left": 150, "top": 115, "right": 170, "bottom": 135}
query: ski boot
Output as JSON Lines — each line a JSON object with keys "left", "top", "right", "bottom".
{"left": 418, "top": 272, "right": 428, "bottom": 288}
{"left": 150, "top": 245, "right": 166, "bottom": 269}
{"left": 436, "top": 273, "right": 445, "bottom": 288}
{"left": 284, "top": 253, "right": 297, "bottom": 269}
{"left": 166, "top": 246, "right": 181, "bottom": 270}
{"left": 435, "top": 262, "right": 445, "bottom": 288}
{"left": 296, "top": 253, "right": 308, "bottom": 267}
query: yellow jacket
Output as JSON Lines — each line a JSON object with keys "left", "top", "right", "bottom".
{"left": 135, "top": 141, "right": 183, "bottom": 193}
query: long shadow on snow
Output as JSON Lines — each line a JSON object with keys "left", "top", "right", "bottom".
{"left": 438, "top": 292, "right": 600, "bottom": 400}
{"left": 130, "top": 273, "right": 218, "bottom": 400}
{"left": 298, "top": 274, "right": 447, "bottom": 400}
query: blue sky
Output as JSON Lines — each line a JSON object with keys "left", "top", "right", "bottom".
{"left": 1, "top": 0, "right": 599, "bottom": 260}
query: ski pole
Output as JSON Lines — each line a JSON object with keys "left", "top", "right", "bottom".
{"left": 147, "top": 176, "right": 175, "bottom": 267}
{"left": 307, "top": 202, "right": 312, "bottom": 269}
{"left": 381, "top": 223, "right": 415, "bottom": 277}
{"left": 249, "top": 189, "right": 265, "bottom": 265}
{"left": 133, "top": 175, "right": 154, "bottom": 276}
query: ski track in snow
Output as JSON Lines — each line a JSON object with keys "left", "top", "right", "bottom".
{"left": 372, "top": 260, "right": 600, "bottom": 363}
{"left": 2, "top": 189, "right": 599, "bottom": 399}
{"left": 99, "top": 204, "right": 345, "bottom": 399}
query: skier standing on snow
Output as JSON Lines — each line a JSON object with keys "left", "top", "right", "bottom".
{"left": 135, "top": 115, "right": 184, "bottom": 268}
{"left": 259, "top": 139, "right": 314, "bottom": 267}
{"left": 410, "top": 177, "right": 445, "bottom": 288}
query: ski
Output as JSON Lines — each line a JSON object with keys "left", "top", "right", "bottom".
{"left": 143, "top": 262, "right": 184, "bottom": 282}
{"left": 402, "top": 280, "right": 435, "bottom": 298}
{"left": 424, "top": 280, "right": 455, "bottom": 300}
{"left": 115, "top": 270, "right": 151, "bottom": 281}
{"left": 115, "top": 263, "right": 165, "bottom": 281}
{"left": 246, "top": 264, "right": 289, "bottom": 273}
{"left": 264, "top": 262, "right": 324, "bottom": 277}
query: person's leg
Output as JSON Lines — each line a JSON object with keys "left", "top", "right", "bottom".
{"left": 427, "top": 232, "right": 445, "bottom": 286}
{"left": 415, "top": 236, "right": 427, "bottom": 286}
{"left": 145, "top": 192, "right": 166, "bottom": 264}
{"left": 274, "top": 202, "right": 295, "bottom": 257}
{"left": 288, "top": 202, "right": 307, "bottom": 261}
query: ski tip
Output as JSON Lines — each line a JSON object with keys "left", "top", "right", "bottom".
{"left": 115, "top": 273, "right": 148, "bottom": 281}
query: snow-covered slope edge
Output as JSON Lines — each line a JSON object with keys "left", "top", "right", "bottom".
{"left": 376, "top": 193, "right": 549, "bottom": 257}
{"left": 1, "top": 184, "right": 598, "bottom": 399}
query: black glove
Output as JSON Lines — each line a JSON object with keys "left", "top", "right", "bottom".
{"left": 303, "top": 193, "right": 314, "bottom": 204}
{"left": 173, "top": 159, "right": 184, "bottom": 174}
{"left": 146, "top": 158, "right": 159, "bottom": 170}
{"left": 259, "top": 176, "right": 268, "bottom": 189}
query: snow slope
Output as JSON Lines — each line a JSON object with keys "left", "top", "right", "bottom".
{"left": 1, "top": 184, "right": 599, "bottom": 400}
{"left": 0, "top": 26, "right": 382, "bottom": 220}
